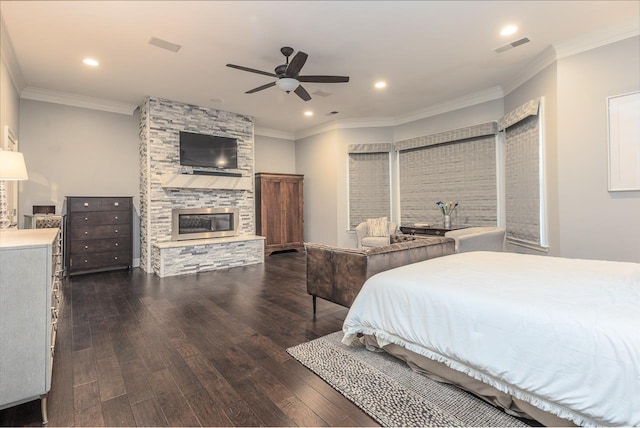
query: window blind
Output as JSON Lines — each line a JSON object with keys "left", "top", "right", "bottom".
{"left": 500, "top": 99, "right": 544, "bottom": 247}
{"left": 397, "top": 123, "right": 497, "bottom": 227}
{"left": 348, "top": 144, "right": 392, "bottom": 229}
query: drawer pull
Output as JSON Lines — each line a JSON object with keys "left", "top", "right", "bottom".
{"left": 114, "top": 256, "right": 118, "bottom": 260}
{"left": 115, "top": 229, "right": 118, "bottom": 233}
{"left": 115, "top": 243, "right": 119, "bottom": 247}
{"left": 114, "top": 216, "right": 118, "bottom": 220}
{"left": 84, "top": 202, "right": 89, "bottom": 207}
{"left": 85, "top": 245, "right": 88, "bottom": 249}
{"left": 84, "top": 231, "right": 88, "bottom": 235}
{"left": 114, "top": 202, "right": 119, "bottom": 206}
{"left": 84, "top": 259, "right": 88, "bottom": 263}
{"left": 84, "top": 217, "right": 88, "bottom": 221}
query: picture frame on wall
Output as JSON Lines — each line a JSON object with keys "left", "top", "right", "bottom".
{"left": 607, "top": 91, "right": 640, "bottom": 192}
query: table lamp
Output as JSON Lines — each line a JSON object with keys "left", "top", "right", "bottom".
{"left": 0, "top": 150, "right": 29, "bottom": 229}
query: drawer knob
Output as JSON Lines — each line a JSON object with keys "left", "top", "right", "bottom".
{"left": 84, "top": 231, "right": 88, "bottom": 235}
{"left": 84, "top": 259, "right": 88, "bottom": 263}
{"left": 84, "top": 217, "right": 88, "bottom": 221}
{"left": 114, "top": 216, "right": 118, "bottom": 220}
{"left": 84, "top": 202, "right": 89, "bottom": 207}
{"left": 114, "top": 256, "right": 118, "bottom": 260}
{"left": 114, "top": 202, "right": 119, "bottom": 206}
{"left": 115, "top": 243, "right": 119, "bottom": 247}
{"left": 115, "top": 229, "right": 118, "bottom": 233}
{"left": 84, "top": 245, "right": 88, "bottom": 249}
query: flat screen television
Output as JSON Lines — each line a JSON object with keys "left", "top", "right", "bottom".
{"left": 179, "top": 131, "right": 238, "bottom": 169}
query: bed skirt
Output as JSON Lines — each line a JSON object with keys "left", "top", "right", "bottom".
{"left": 360, "top": 334, "right": 576, "bottom": 427}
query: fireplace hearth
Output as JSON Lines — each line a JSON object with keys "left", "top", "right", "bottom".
{"left": 172, "top": 207, "right": 239, "bottom": 241}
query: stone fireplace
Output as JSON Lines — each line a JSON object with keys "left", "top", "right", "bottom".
{"left": 138, "top": 97, "right": 264, "bottom": 277}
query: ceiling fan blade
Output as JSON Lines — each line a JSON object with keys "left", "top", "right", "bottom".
{"left": 294, "top": 85, "right": 311, "bottom": 101}
{"left": 245, "top": 81, "right": 276, "bottom": 94}
{"left": 298, "top": 75, "right": 350, "bottom": 83}
{"left": 226, "top": 64, "right": 277, "bottom": 78}
{"left": 285, "top": 51, "right": 308, "bottom": 77}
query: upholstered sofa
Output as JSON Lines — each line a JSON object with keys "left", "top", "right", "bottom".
{"left": 306, "top": 234, "right": 455, "bottom": 314}
{"left": 444, "top": 226, "right": 506, "bottom": 253}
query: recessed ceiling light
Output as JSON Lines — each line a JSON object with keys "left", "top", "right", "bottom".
{"left": 83, "top": 57, "right": 99, "bottom": 67}
{"left": 304, "top": 111, "right": 313, "bottom": 117}
{"left": 500, "top": 25, "right": 518, "bottom": 36}
{"left": 374, "top": 81, "right": 387, "bottom": 89}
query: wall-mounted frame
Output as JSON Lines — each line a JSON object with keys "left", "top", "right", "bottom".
{"left": 607, "top": 91, "right": 640, "bottom": 192}
{"left": 3, "top": 125, "right": 18, "bottom": 150}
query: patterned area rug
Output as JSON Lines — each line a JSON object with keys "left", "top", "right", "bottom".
{"left": 287, "top": 332, "right": 530, "bottom": 427}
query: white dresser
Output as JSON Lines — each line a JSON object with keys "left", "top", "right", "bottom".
{"left": 0, "top": 228, "right": 63, "bottom": 424}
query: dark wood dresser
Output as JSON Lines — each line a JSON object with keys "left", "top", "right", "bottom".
{"left": 255, "top": 173, "right": 304, "bottom": 256}
{"left": 65, "top": 196, "right": 133, "bottom": 276}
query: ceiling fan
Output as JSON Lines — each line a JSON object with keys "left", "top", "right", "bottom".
{"left": 226, "top": 47, "right": 349, "bottom": 101}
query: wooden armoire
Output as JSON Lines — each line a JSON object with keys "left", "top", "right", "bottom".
{"left": 255, "top": 173, "right": 304, "bottom": 255}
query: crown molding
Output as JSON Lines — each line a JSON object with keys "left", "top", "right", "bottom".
{"left": 253, "top": 127, "right": 295, "bottom": 140}
{"left": 295, "top": 116, "right": 395, "bottom": 140}
{"left": 0, "top": 15, "right": 26, "bottom": 92}
{"left": 554, "top": 18, "right": 640, "bottom": 60}
{"left": 393, "top": 86, "right": 504, "bottom": 126}
{"left": 501, "top": 46, "right": 557, "bottom": 96}
{"left": 20, "top": 87, "right": 138, "bottom": 115}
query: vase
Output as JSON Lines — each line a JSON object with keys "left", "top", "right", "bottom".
{"left": 444, "top": 214, "right": 451, "bottom": 229}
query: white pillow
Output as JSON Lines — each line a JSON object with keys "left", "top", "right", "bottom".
{"left": 366, "top": 217, "right": 389, "bottom": 237}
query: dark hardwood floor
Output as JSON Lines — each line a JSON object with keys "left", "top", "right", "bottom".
{"left": 0, "top": 251, "right": 378, "bottom": 427}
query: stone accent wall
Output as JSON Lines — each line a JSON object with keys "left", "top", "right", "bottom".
{"left": 139, "top": 97, "right": 255, "bottom": 273}
{"left": 153, "top": 237, "right": 264, "bottom": 278}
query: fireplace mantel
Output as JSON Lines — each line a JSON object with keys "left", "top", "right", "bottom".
{"left": 161, "top": 173, "right": 252, "bottom": 190}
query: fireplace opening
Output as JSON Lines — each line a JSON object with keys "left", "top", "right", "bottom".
{"left": 171, "top": 207, "right": 239, "bottom": 241}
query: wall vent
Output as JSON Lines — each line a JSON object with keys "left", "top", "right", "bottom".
{"left": 149, "top": 36, "right": 182, "bottom": 53}
{"left": 493, "top": 37, "right": 531, "bottom": 53}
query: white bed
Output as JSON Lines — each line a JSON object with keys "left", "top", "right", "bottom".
{"left": 342, "top": 251, "right": 640, "bottom": 426}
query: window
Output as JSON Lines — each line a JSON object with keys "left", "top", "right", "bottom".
{"left": 397, "top": 122, "right": 498, "bottom": 227}
{"left": 500, "top": 98, "right": 547, "bottom": 249}
{"left": 347, "top": 143, "right": 392, "bottom": 229}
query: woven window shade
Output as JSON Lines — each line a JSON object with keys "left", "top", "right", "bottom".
{"left": 503, "top": 100, "right": 541, "bottom": 246}
{"left": 348, "top": 151, "right": 391, "bottom": 229}
{"left": 398, "top": 133, "right": 497, "bottom": 227}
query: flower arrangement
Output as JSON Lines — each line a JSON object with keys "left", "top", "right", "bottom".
{"left": 436, "top": 201, "right": 458, "bottom": 216}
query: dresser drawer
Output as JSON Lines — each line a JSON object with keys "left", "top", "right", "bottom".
{"left": 69, "top": 251, "right": 131, "bottom": 271}
{"left": 70, "top": 211, "right": 129, "bottom": 226}
{"left": 69, "top": 224, "right": 130, "bottom": 240}
{"left": 100, "top": 197, "right": 131, "bottom": 211}
{"left": 70, "top": 238, "right": 130, "bottom": 254}
{"left": 68, "top": 197, "right": 131, "bottom": 212}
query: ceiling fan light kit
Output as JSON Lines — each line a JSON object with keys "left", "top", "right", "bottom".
{"left": 226, "top": 46, "right": 349, "bottom": 101}
{"left": 276, "top": 78, "right": 300, "bottom": 92}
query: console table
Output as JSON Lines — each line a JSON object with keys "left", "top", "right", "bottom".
{"left": 400, "top": 224, "right": 467, "bottom": 236}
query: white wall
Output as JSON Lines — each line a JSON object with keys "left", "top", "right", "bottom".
{"left": 295, "top": 129, "right": 340, "bottom": 245}
{"left": 254, "top": 134, "right": 296, "bottom": 174}
{"left": 1, "top": 40, "right": 22, "bottom": 225}
{"left": 556, "top": 36, "right": 640, "bottom": 262}
{"left": 394, "top": 99, "right": 504, "bottom": 142}
{"left": 19, "top": 100, "right": 141, "bottom": 260}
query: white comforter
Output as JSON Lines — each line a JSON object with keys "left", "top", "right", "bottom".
{"left": 342, "top": 252, "right": 640, "bottom": 426}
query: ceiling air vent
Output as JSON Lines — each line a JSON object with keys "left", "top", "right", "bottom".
{"left": 148, "top": 36, "right": 181, "bottom": 53}
{"left": 493, "top": 37, "right": 530, "bottom": 53}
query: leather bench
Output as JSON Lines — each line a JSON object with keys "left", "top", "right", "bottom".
{"left": 305, "top": 234, "right": 455, "bottom": 314}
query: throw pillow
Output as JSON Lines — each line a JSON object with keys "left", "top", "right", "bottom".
{"left": 366, "top": 217, "right": 389, "bottom": 237}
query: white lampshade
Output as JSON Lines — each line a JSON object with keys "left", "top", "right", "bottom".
{"left": 276, "top": 78, "right": 300, "bottom": 92}
{"left": 0, "top": 150, "right": 29, "bottom": 180}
